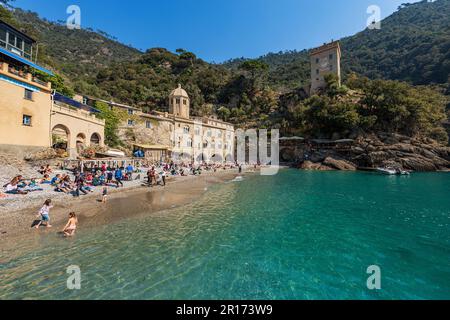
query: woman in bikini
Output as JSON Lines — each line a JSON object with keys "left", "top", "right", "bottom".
{"left": 62, "top": 212, "right": 78, "bottom": 237}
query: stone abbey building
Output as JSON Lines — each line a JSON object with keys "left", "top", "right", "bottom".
{"left": 84, "top": 84, "right": 235, "bottom": 163}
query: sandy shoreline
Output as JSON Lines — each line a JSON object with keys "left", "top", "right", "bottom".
{"left": 0, "top": 169, "right": 240, "bottom": 242}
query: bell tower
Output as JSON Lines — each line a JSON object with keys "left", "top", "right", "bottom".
{"left": 169, "top": 84, "right": 190, "bottom": 119}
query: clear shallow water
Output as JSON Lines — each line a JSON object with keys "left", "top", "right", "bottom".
{"left": 1, "top": 170, "right": 449, "bottom": 300}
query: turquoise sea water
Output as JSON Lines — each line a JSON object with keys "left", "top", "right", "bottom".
{"left": 0, "top": 170, "right": 449, "bottom": 300}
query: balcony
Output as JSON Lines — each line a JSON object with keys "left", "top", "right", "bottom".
{"left": 0, "top": 61, "right": 52, "bottom": 91}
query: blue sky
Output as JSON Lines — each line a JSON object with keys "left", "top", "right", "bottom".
{"left": 12, "top": 0, "right": 420, "bottom": 62}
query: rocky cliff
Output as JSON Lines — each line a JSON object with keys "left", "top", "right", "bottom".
{"left": 292, "top": 133, "right": 450, "bottom": 172}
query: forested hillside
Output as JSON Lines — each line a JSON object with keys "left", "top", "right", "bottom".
{"left": 224, "top": 0, "right": 450, "bottom": 93}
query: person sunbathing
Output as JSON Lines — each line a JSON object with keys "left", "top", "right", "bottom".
{"left": 5, "top": 182, "right": 28, "bottom": 195}
{"left": 24, "top": 179, "right": 44, "bottom": 192}
{"left": 50, "top": 174, "right": 61, "bottom": 186}
{"left": 41, "top": 174, "right": 52, "bottom": 184}
{"left": 55, "top": 181, "right": 71, "bottom": 193}
{"left": 44, "top": 165, "right": 52, "bottom": 174}
{"left": 85, "top": 173, "right": 94, "bottom": 185}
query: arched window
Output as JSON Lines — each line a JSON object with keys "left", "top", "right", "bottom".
{"left": 90, "top": 133, "right": 101, "bottom": 145}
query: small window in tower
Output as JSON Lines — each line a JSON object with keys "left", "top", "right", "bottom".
{"left": 22, "top": 115, "right": 32, "bottom": 126}
{"left": 183, "top": 99, "right": 187, "bottom": 105}
{"left": 176, "top": 98, "right": 181, "bottom": 104}
{"left": 329, "top": 54, "right": 333, "bottom": 60}
{"left": 316, "top": 58, "right": 319, "bottom": 64}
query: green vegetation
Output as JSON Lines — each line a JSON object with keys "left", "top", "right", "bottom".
{"left": 282, "top": 74, "right": 449, "bottom": 144}
{"left": 94, "top": 101, "right": 126, "bottom": 147}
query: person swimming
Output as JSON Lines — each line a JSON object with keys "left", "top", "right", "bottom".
{"left": 62, "top": 212, "right": 78, "bottom": 237}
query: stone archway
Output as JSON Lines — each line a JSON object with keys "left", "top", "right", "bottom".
{"left": 76, "top": 133, "right": 86, "bottom": 154}
{"left": 90, "top": 133, "right": 101, "bottom": 145}
{"left": 52, "top": 124, "right": 70, "bottom": 151}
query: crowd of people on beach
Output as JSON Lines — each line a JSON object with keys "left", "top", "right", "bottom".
{"left": 2, "top": 159, "right": 248, "bottom": 238}
{"left": 1, "top": 161, "right": 240, "bottom": 197}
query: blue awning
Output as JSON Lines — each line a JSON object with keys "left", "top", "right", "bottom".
{"left": 0, "top": 47, "right": 54, "bottom": 76}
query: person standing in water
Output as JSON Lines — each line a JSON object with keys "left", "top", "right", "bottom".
{"left": 62, "top": 212, "right": 78, "bottom": 237}
{"left": 102, "top": 186, "right": 108, "bottom": 203}
{"left": 35, "top": 199, "right": 53, "bottom": 229}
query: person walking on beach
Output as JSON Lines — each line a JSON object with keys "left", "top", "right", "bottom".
{"left": 148, "top": 167, "right": 156, "bottom": 187}
{"left": 161, "top": 171, "right": 166, "bottom": 186}
{"left": 147, "top": 169, "right": 153, "bottom": 187}
{"left": 102, "top": 186, "right": 108, "bottom": 203}
{"left": 126, "top": 164, "right": 134, "bottom": 181}
{"left": 107, "top": 170, "right": 113, "bottom": 185}
{"left": 62, "top": 212, "right": 78, "bottom": 237}
{"left": 75, "top": 173, "right": 88, "bottom": 197}
{"left": 35, "top": 199, "right": 53, "bottom": 229}
{"left": 115, "top": 168, "right": 124, "bottom": 188}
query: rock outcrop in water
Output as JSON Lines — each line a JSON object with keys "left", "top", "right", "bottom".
{"left": 285, "top": 133, "right": 450, "bottom": 172}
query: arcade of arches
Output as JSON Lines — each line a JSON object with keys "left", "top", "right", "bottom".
{"left": 51, "top": 106, "right": 105, "bottom": 158}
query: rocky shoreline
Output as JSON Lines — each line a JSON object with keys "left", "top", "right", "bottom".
{"left": 291, "top": 133, "right": 450, "bottom": 172}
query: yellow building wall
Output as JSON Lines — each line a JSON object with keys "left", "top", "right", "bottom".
{"left": 0, "top": 79, "right": 52, "bottom": 148}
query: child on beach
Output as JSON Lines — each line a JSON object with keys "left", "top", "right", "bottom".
{"left": 62, "top": 212, "right": 78, "bottom": 237}
{"left": 35, "top": 199, "right": 53, "bottom": 229}
{"left": 102, "top": 186, "right": 108, "bottom": 203}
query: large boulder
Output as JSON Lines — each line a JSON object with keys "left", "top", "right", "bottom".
{"left": 299, "top": 161, "right": 334, "bottom": 171}
{"left": 323, "top": 157, "right": 357, "bottom": 171}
